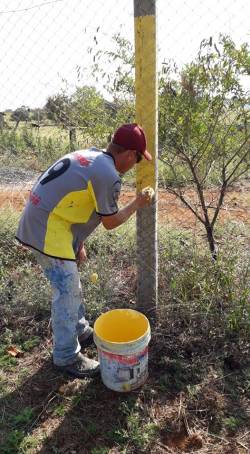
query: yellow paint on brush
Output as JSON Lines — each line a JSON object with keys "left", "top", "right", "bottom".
{"left": 142, "top": 186, "right": 155, "bottom": 199}
{"left": 134, "top": 14, "right": 157, "bottom": 191}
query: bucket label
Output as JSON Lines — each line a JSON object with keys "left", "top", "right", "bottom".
{"left": 98, "top": 347, "right": 148, "bottom": 392}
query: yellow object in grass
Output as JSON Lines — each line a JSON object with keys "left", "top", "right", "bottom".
{"left": 90, "top": 272, "right": 98, "bottom": 283}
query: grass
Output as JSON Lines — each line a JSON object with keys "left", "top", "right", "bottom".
{"left": 0, "top": 205, "right": 249, "bottom": 452}
{"left": 0, "top": 122, "right": 178, "bottom": 188}
{"left": 0, "top": 125, "right": 72, "bottom": 171}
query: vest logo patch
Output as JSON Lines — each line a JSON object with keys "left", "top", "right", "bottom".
{"left": 73, "top": 152, "right": 90, "bottom": 167}
{"left": 29, "top": 191, "right": 41, "bottom": 206}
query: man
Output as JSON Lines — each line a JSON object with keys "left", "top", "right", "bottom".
{"left": 16, "top": 123, "right": 153, "bottom": 378}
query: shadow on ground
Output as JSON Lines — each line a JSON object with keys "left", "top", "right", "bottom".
{"left": 0, "top": 351, "right": 144, "bottom": 453}
{"left": 1, "top": 331, "right": 250, "bottom": 453}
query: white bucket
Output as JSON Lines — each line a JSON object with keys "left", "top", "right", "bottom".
{"left": 94, "top": 309, "right": 151, "bottom": 392}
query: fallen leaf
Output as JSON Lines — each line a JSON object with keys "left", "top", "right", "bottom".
{"left": 183, "top": 433, "right": 203, "bottom": 451}
{"left": 6, "top": 345, "right": 24, "bottom": 358}
{"left": 58, "top": 380, "right": 88, "bottom": 396}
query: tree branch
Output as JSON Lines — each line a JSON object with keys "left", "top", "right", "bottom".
{"left": 192, "top": 100, "right": 225, "bottom": 166}
{"left": 178, "top": 146, "right": 211, "bottom": 225}
{"left": 211, "top": 182, "right": 227, "bottom": 228}
{"left": 159, "top": 156, "right": 205, "bottom": 224}
{"left": 166, "top": 187, "right": 205, "bottom": 224}
{"left": 224, "top": 130, "right": 249, "bottom": 163}
{"left": 229, "top": 163, "right": 250, "bottom": 184}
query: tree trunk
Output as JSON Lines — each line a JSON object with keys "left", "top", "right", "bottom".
{"left": 69, "top": 128, "right": 76, "bottom": 151}
{"left": 14, "top": 119, "right": 20, "bottom": 132}
{"left": 205, "top": 223, "right": 217, "bottom": 260}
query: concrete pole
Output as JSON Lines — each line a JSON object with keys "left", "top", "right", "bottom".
{"left": 134, "top": 0, "right": 158, "bottom": 315}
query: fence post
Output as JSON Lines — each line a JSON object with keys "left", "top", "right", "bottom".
{"left": 134, "top": 0, "right": 158, "bottom": 315}
{"left": 69, "top": 127, "right": 76, "bottom": 151}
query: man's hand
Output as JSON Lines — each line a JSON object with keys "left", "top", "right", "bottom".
{"left": 101, "top": 187, "right": 155, "bottom": 230}
{"left": 136, "top": 186, "right": 155, "bottom": 208}
{"left": 76, "top": 242, "right": 87, "bottom": 265}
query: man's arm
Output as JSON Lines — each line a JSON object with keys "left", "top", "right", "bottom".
{"left": 101, "top": 192, "right": 152, "bottom": 230}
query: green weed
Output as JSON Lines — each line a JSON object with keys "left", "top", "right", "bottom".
{"left": 19, "top": 434, "right": 40, "bottom": 453}
{"left": 12, "top": 407, "right": 34, "bottom": 426}
{"left": 106, "top": 401, "right": 159, "bottom": 450}
{"left": 85, "top": 421, "right": 99, "bottom": 435}
{"left": 53, "top": 403, "right": 67, "bottom": 417}
{"left": 22, "top": 336, "right": 41, "bottom": 351}
{"left": 112, "top": 412, "right": 158, "bottom": 449}
{"left": 71, "top": 394, "right": 83, "bottom": 406}
{"left": 0, "top": 353, "right": 17, "bottom": 371}
{"left": 223, "top": 416, "right": 241, "bottom": 432}
{"left": 0, "top": 429, "right": 25, "bottom": 454}
{"left": 90, "top": 447, "right": 109, "bottom": 454}
{"left": 0, "top": 430, "right": 39, "bottom": 454}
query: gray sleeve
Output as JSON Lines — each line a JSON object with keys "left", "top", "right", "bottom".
{"left": 92, "top": 176, "right": 121, "bottom": 216}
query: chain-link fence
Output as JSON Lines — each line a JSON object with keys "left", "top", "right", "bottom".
{"left": 0, "top": 0, "right": 249, "bottom": 317}
{"left": 1, "top": 3, "right": 250, "bottom": 452}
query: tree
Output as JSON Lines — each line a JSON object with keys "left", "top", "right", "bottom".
{"left": 159, "top": 35, "right": 250, "bottom": 258}
{"left": 88, "top": 33, "right": 135, "bottom": 127}
{"left": 30, "top": 108, "right": 45, "bottom": 123}
{"left": 87, "top": 33, "right": 249, "bottom": 257}
{"left": 44, "top": 86, "right": 114, "bottom": 148}
{"left": 70, "top": 86, "right": 111, "bottom": 142}
{"left": 11, "top": 106, "right": 30, "bottom": 130}
{"left": 44, "top": 93, "right": 72, "bottom": 126}
{"left": 44, "top": 34, "right": 249, "bottom": 259}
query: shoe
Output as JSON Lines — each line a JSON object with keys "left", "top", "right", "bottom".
{"left": 79, "top": 327, "right": 94, "bottom": 349}
{"left": 54, "top": 352, "right": 100, "bottom": 378}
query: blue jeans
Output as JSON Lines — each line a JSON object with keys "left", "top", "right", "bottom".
{"left": 33, "top": 250, "right": 90, "bottom": 366}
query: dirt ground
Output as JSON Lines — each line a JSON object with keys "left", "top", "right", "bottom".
{"left": 0, "top": 182, "right": 249, "bottom": 229}
{"left": 1, "top": 181, "right": 249, "bottom": 453}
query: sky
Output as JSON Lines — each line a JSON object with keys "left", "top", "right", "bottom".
{"left": 0, "top": 0, "right": 249, "bottom": 110}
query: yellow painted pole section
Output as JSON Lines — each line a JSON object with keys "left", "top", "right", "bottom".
{"left": 134, "top": 15, "right": 157, "bottom": 191}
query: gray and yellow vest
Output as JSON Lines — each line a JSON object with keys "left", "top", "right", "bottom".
{"left": 16, "top": 148, "right": 121, "bottom": 260}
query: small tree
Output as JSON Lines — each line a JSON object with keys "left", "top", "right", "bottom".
{"left": 44, "top": 93, "right": 72, "bottom": 126}
{"left": 70, "top": 85, "right": 110, "bottom": 143}
{"left": 30, "top": 108, "right": 45, "bottom": 123}
{"left": 11, "top": 106, "right": 30, "bottom": 130}
{"left": 159, "top": 35, "right": 250, "bottom": 258}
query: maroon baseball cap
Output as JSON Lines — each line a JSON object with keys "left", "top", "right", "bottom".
{"left": 112, "top": 123, "right": 152, "bottom": 161}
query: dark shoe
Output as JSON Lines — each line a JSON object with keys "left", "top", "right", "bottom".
{"left": 79, "top": 327, "right": 94, "bottom": 349}
{"left": 54, "top": 352, "right": 99, "bottom": 378}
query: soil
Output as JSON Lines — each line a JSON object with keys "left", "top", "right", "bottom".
{"left": 0, "top": 182, "right": 249, "bottom": 229}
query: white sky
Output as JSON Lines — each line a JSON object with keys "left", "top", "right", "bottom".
{"left": 0, "top": 0, "right": 249, "bottom": 110}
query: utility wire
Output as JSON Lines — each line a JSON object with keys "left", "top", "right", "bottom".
{"left": 0, "top": 0, "right": 63, "bottom": 14}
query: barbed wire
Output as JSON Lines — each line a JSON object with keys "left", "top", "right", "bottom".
{"left": 0, "top": 0, "right": 63, "bottom": 15}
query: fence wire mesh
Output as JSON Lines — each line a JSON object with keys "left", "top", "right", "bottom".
{"left": 0, "top": 0, "right": 249, "bottom": 319}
